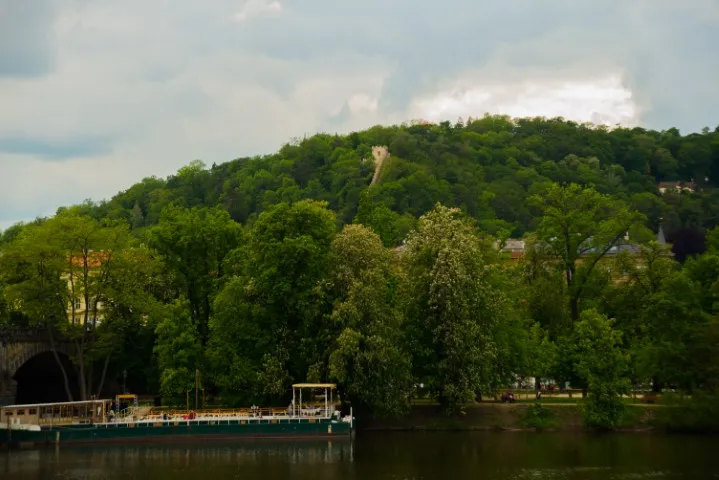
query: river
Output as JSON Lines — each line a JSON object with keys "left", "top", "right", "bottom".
{"left": 2, "top": 432, "right": 717, "bottom": 479}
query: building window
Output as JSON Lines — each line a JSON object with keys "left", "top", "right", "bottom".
{"left": 74, "top": 299, "right": 81, "bottom": 310}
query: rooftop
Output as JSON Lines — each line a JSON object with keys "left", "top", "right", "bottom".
{"left": 2, "top": 399, "right": 109, "bottom": 409}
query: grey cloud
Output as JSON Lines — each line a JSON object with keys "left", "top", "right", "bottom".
{"left": 1, "top": 0, "right": 718, "bottom": 227}
{"left": 0, "top": 136, "right": 112, "bottom": 160}
{"left": 2, "top": 0, "right": 717, "bottom": 132}
{"left": 326, "top": 101, "right": 352, "bottom": 129}
{"left": 220, "top": 0, "right": 718, "bottom": 132}
{"left": 0, "top": 0, "right": 56, "bottom": 76}
{"left": 618, "top": 4, "right": 719, "bottom": 132}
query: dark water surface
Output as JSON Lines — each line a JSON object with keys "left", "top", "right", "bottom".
{"left": 2, "top": 432, "right": 717, "bottom": 479}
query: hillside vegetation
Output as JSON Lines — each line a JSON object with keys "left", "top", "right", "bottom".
{"left": 10, "top": 115, "right": 716, "bottom": 252}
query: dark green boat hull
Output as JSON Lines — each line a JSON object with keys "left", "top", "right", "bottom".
{"left": 2, "top": 418, "right": 351, "bottom": 447}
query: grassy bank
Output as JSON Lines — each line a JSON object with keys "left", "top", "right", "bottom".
{"left": 358, "top": 403, "right": 658, "bottom": 432}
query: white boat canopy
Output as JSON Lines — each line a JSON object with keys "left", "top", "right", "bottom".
{"left": 291, "top": 383, "right": 337, "bottom": 389}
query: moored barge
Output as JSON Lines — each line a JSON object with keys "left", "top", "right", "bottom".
{"left": 1, "top": 383, "right": 353, "bottom": 448}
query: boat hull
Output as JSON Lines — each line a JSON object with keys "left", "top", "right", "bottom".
{"left": 2, "top": 418, "right": 351, "bottom": 447}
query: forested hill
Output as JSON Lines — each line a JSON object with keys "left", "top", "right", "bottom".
{"left": 4, "top": 115, "right": 719, "bottom": 424}
{"left": 20, "top": 115, "right": 719, "bottom": 249}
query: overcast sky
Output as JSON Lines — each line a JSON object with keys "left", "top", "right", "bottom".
{"left": 1, "top": 0, "right": 718, "bottom": 229}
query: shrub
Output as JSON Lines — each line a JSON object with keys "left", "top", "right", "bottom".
{"left": 581, "top": 395, "right": 625, "bottom": 431}
{"left": 657, "top": 390, "right": 719, "bottom": 433}
{"left": 521, "top": 403, "right": 556, "bottom": 430}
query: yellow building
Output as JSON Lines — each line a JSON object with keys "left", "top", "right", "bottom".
{"left": 64, "top": 251, "right": 108, "bottom": 326}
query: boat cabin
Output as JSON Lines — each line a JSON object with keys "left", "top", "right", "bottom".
{"left": 114, "top": 394, "right": 139, "bottom": 413}
{"left": 291, "top": 383, "right": 339, "bottom": 418}
{"left": 0, "top": 400, "right": 110, "bottom": 427}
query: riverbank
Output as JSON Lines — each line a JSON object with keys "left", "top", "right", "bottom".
{"left": 359, "top": 403, "right": 658, "bottom": 432}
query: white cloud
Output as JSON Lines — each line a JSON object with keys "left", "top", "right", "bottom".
{"left": 233, "top": 0, "right": 283, "bottom": 23}
{"left": 347, "top": 94, "right": 379, "bottom": 114}
{"left": 411, "top": 73, "right": 639, "bottom": 127}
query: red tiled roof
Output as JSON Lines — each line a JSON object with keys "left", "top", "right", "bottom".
{"left": 67, "top": 251, "right": 110, "bottom": 268}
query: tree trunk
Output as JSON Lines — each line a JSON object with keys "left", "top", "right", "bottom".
{"left": 47, "top": 326, "right": 74, "bottom": 402}
{"left": 96, "top": 352, "right": 112, "bottom": 399}
{"left": 652, "top": 377, "right": 663, "bottom": 393}
{"left": 76, "top": 341, "right": 88, "bottom": 400}
{"left": 570, "top": 296, "right": 580, "bottom": 323}
{"left": 202, "top": 293, "right": 211, "bottom": 346}
{"left": 87, "top": 362, "right": 94, "bottom": 399}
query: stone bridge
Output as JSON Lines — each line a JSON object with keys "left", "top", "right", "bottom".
{"left": 0, "top": 328, "right": 74, "bottom": 406}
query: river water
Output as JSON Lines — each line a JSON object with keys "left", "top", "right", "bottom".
{"left": 2, "top": 432, "right": 717, "bottom": 479}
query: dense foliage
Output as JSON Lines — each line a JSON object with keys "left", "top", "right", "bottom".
{"left": 16, "top": 116, "right": 718, "bottom": 253}
{"left": 2, "top": 115, "right": 719, "bottom": 427}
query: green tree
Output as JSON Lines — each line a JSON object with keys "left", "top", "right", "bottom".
{"left": 149, "top": 205, "right": 242, "bottom": 345}
{"left": 0, "top": 213, "right": 153, "bottom": 400}
{"left": 49, "top": 213, "right": 138, "bottom": 400}
{"left": 519, "top": 323, "right": 557, "bottom": 389}
{"left": 154, "top": 299, "right": 202, "bottom": 403}
{"left": 574, "top": 309, "right": 630, "bottom": 430}
{"left": 246, "top": 200, "right": 337, "bottom": 383}
{"left": 208, "top": 200, "right": 337, "bottom": 403}
{"left": 207, "top": 277, "right": 287, "bottom": 405}
{"left": 529, "top": 183, "right": 646, "bottom": 321}
{"left": 519, "top": 235, "right": 572, "bottom": 339}
{"left": 603, "top": 241, "right": 678, "bottom": 392}
{"left": 404, "top": 204, "right": 506, "bottom": 413}
{"left": 0, "top": 222, "right": 71, "bottom": 398}
{"left": 92, "top": 244, "right": 163, "bottom": 398}
{"left": 354, "top": 193, "right": 416, "bottom": 247}
{"left": 706, "top": 226, "right": 719, "bottom": 254}
{"left": 639, "top": 272, "right": 711, "bottom": 391}
{"left": 327, "top": 225, "right": 412, "bottom": 416}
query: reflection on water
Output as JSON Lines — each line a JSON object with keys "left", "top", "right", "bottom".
{"left": 2, "top": 440, "right": 354, "bottom": 480}
{"left": 2, "top": 432, "right": 717, "bottom": 480}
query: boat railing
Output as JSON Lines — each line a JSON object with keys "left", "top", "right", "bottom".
{"left": 110, "top": 405, "right": 338, "bottom": 423}
{"left": 146, "top": 407, "right": 290, "bottom": 418}
{"left": 38, "top": 415, "right": 94, "bottom": 426}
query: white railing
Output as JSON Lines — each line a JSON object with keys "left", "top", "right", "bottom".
{"left": 100, "top": 406, "right": 342, "bottom": 426}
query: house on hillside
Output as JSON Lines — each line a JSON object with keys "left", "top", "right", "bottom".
{"left": 502, "top": 225, "right": 671, "bottom": 261}
{"left": 658, "top": 181, "right": 695, "bottom": 194}
{"left": 390, "top": 227, "right": 671, "bottom": 271}
{"left": 502, "top": 239, "right": 525, "bottom": 260}
{"left": 500, "top": 227, "right": 672, "bottom": 286}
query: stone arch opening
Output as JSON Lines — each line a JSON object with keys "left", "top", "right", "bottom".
{"left": 13, "top": 351, "right": 80, "bottom": 404}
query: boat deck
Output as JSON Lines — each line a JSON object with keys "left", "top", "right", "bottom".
{"left": 91, "top": 415, "right": 350, "bottom": 429}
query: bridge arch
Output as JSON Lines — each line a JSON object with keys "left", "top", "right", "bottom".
{"left": 5, "top": 342, "right": 75, "bottom": 379}
{"left": 1, "top": 330, "right": 76, "bottom": 405}
{"left": 13, "top": 349, "right": 80, "bottom": 404}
